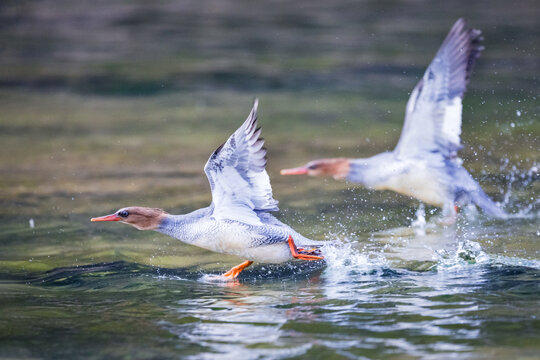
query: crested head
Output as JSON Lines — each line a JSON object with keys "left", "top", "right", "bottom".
{"left": 280, "top": 158, "right": 351, "bottom": 180}
{"left": 91, "top": 206, "right": 169, "bottom": 230}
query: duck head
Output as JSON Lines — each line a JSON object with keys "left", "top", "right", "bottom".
{"left": 280, "top": 158, "right": 351, "bottom": 180}
{"left": 91, "top": 206, "right": 168, "bottom": 230}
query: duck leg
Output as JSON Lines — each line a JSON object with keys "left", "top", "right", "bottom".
{"left": 223, "top": 260, "right": 253, "bottom": 279}
{"left": 287, "top": 235, "right": 324, "bottom": 261}
{"left": 440, "top": 201, "right": 458, "bottom": 225}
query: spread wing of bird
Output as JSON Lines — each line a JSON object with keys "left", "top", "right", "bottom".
{"left": 393, "top": 18, "right": 484, "bottom": 160}
{"left": 204, "top": 99, "right": 279, "bottom": 226}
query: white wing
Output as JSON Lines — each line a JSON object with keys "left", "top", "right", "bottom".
{"left": 394, "top": 18, "right": 484, "bottom": 159}
{"left": 204, "top": 99, "right": 279, "bottom": 226}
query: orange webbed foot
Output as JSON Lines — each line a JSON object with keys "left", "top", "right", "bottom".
{"left": 288, "top": 235, "right": 324, "bottom": 261}
{"left": 297, "top": 247, "right": 319, "bottom": 255}
{"left": 223, "top": 260, "right": 253, "bottom": 279}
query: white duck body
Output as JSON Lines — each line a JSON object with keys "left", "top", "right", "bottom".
{"left": 157, "top": 207, "right": 318, "bottom": 264}
{"left": 151, "top": 99, "right": 326, "bottom": 264}
{"left": 348, "top": 150, "right": 505, "bottom": 217}
{"left": 349, "top": 152, "right": 450, "bottom": 207}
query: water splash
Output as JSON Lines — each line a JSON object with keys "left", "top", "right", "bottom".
{"left": 436, "top": 239, "right": 540, "bottom": 271}
{"left": 499, "top": 161, "right": 539, "bottom": 218}
{"left": 321, "top": 240, "right": 389, "bottom": 276}
{"left": 436, "top": 240, "right": 490, "bottom": 270}
{"left": 410, "top": 204, "right": 427, "bottom": 235}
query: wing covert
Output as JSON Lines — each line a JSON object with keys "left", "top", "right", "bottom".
{"left": 394, "top": 18, "right": 484, "bottom": 159}
{"left": 203, "top": 99, "right": 279, "bottom": 226}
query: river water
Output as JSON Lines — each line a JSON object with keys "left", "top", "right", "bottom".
{"left": 2, "top": 215, "right": 539, "bottom": 359}
{"left": 1, "top": 0, "right": 538, "bottom": 359}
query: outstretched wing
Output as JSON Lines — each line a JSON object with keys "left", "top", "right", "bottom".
{"left": 204, "top": 99, "right": 279, "bottom": 226}
{"left": 394, "top": 18, "right": 484, "bottom": 159}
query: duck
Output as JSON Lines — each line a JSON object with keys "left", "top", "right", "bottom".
{"left": 280, "top": 19, "right": 506, "bottom": 222}
{"left": 91, "top": 99, "right": 324, "bottom": 279}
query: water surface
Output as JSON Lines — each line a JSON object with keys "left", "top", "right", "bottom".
{"left": 0, "top": 0, "right": 538, "bottom": 359}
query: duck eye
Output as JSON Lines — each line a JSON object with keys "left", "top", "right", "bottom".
{"left": 118, "top": 210, "right": 129, "bottom": 218}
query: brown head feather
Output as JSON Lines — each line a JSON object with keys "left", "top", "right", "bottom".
{"left": 306, "top": 158, "right": 351, "bottom": 179}
{"left": 281, "top": 158, "right": 351, "bottom": 180}
{"left": 116, "top": 206, "right": 168, "bottom": 230}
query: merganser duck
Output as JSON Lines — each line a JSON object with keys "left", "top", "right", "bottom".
{"left": 92, "top": 100, "right": 324, "bottom": 279}
{"left": 281, "top": 19, "right": 506, "bottom": 221}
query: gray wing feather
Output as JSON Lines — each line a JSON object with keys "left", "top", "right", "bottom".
{"left": 394, "top": 18, "right": 484, "bottom": 159}
{"left": 204, "top": 99, "right": 279, "bottom": 226}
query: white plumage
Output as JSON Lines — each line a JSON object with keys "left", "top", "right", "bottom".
{"left": 204, "top": 99, "right": 279, "bottom": 226}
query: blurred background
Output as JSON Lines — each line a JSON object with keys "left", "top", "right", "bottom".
{"left": 0, "top": 1, "right": 539, "bottom": 358}
{"left": 1, "top": 0, "right": 537, "bottom": 264}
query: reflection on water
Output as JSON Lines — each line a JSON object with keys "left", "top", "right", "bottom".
{"left": 155, "top": 254, "right": 538, "bottom": 359}
{"left": 2, "top": 217, "right": 538, "bottom": 359}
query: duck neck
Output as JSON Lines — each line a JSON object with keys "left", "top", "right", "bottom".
{"left": 348, "top": 152, "right": 400, "bottom": 188}
{"left": 155, "top": 206, "right": 212, "bottom": 245}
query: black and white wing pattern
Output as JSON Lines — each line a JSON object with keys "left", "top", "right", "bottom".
{"left": 204, "top": 99, "right": 279, "bottom": 226}
{"left": 394, "top": 18, "right": 484, "bottom": 159}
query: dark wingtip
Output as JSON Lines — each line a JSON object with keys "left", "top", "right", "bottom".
{"left": 211, "top": 142, "right": 226, "bottom": 158}
{"left": 440, "top": 18, "right": 485, "bottom": 98}
{"left": 464, "top": 25, "right": 484, "bottom": 85}
{"left": 244, "top": 98, "right": 259, "bottom": 133}
{"left": 250, "top": 98, "right": 259, "bottom": 121}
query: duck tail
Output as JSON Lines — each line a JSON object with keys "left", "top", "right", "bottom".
{"left": 470, "top": 189, "right": 507, "bottom": 219}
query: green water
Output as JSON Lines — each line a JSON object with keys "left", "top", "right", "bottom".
{"left": 1, "top": 0, "right": 539, "bottom": 359}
